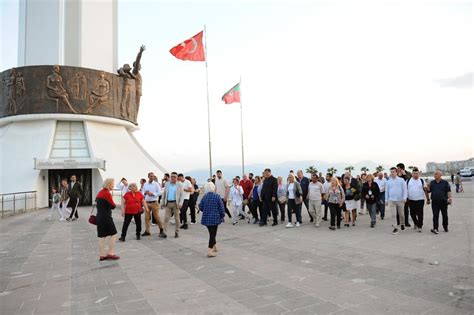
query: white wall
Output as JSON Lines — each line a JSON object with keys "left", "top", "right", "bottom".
{"left": 18, "top": 0, "right": 63, "bottom": 66}
{"left": 18, "top": 0, "right": 117, "bottom": 72}
{"left": 0, "top": 120, "right": 55, "bottom": 207}
{"left": 85, "top": 121, "right": 165, "bottom": 195}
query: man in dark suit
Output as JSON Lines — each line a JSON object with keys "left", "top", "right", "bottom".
{"left": 260, "top": 168, "right": 278, "bottom": 226}
{"left": 67, "top": 175, "right": 83, "bottom": 221}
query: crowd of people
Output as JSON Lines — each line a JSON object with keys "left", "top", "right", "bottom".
{"left": 47, "top": 163, "right": 456, "bottom": 261}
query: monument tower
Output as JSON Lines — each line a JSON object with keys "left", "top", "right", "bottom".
{"left": 0, "top": 0, "right": 166, "bottom": 207}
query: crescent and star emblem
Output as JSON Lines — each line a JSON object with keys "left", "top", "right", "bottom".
{"left": 180, "top": 38, "right": 198, "bottom": 54}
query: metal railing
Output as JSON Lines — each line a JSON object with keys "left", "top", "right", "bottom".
{"left": 0, "top": 191, "right": 38, "bottom": 219}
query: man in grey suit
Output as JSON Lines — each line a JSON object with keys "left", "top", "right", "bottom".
{"left": 67, "top": 175, "right": 83, "bottom": 221}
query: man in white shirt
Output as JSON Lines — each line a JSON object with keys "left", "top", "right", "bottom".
{"left": 142, "top": 172, "right": 166, "bottom": 238}
{"left": 308, "top": 173, "right": 325, "bottom": 227}
{"left": 374, "top": 172, "right": 387, "bottom": 219}
{"left": 407, "top": 168, "right": 430, "bottom": 232}
{"left": 214, "top": 170, "right": 232, "bottom": 218}
{"left": 178, "top": 174, "right": 194, "bottom": 230}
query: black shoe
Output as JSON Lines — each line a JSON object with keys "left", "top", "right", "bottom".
{"left": 253, "top": 219, "right": 259, "bottom": 224}
{"left": 337, "top": 225, "right": 341, "bottom": 229}
{"left": 401, "top": 225, "right": 405, "bottom": 231}
{"left": 141, "top": 231, "right": 150, "bottom": 236}
{"left": 444, "top": 227, "right": 449, "bottom": 232}
{"left": 119, "top": 237, "right": 125, "bottom": 242}
{"left": 175, "top": 232, "right": 179, "bottom": 238}
{"left": 310, "top": 218, "right": 314, "bottom": 223}
{"left": 329, "top": 226, "right": 335, "bottom": 230}
{"left": 322, "top": 217, "right": 328, "bottom": 221}
{"left": 66, "top": 218, "right": 71, "bottom": 222}
{"left": 136, "top": 235, "right": 140, "bottom": 240}
{"left": 370, "top": 224, "right": 375, "bottom": 228}
{"left": 392, "top": 228, "right": 399, "bottom": 235}
{"left": 381, "top": 217, "right": 384, "bottom": 220}
{"left": 352, "top": 223, "right": 355, "bottom": 226}
{"left": 272, "top": 222, "right": 278, "bottom": 226}
{"left": 431, "top": 229, "right": 439, "bottom": 234}
{"left": 180, "top": 224, "right": 188, "bottom": 230}
{"left": 239, "top": 214, "right": 245, "bottom": 220}
{"left": 405, "top": 223, "right": 411, "bottom": 227}
{"left": 159, "top": 232, "right": 167, "bottom": 238}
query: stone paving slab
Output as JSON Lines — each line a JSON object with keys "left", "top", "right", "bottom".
{"left": 0, "top": 181, "right": 473, "bottom": 314}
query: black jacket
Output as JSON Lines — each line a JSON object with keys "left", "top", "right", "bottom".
{"left": 361, "top": 182, "right": 380, "bottom": 204}
{"left": 261, "top": 176, "right": 278, "bottom": 202}
{"left": 69, "top": 181, "right": 83, "bottom": 200}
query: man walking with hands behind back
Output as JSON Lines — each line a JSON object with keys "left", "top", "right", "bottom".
{"left": 427, "top": 170, "right": 452, "bottom": 234}
{"left": 161, "top": 172, "right": 182, "bottom": 238}
{"left": 67, "top": 175, "right": 83, "bottom": 221}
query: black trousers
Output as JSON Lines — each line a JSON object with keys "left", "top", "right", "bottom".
{"left": 179, "top": 199, "right": 190, "bottom": 224}
{"left": 188, "top": 197, "right": 197, "bottom": 223}
{"left": 261, "top": 200, "right": 278, "bottom": 224}
{"left": 278, "top": 202, "right": 286, "bottom": 221}
{"left": 207, "top": 225, "right": 218, "bottom": 248}
{"left": 121, "top": 213, "right": 142, "bottom": 238}
{"left": 221, "top": 198, "right": 232, "bottom": 218}
{"left": 68, "top": 198, "right": 79, "bottom": 219}
{"left": 322, "top": 200, "right": 329, "bottom": 219}
{"left": 329, "top": 203, "right": 342, "bottom": 227}
{"left": 432, "top": 200, "right": 448, "bottom": 230}
{"left": 250, "top": 200, "right": 262, "bottom": 220}
{"left": 287, "top": 199, "right": 301, "bottom": 223}
{"left": 408, "top": 200, "right": 424, "bottom": 228}
{"left": 250, "top": 200, "right": 260, "bottom": 220}
{"left": 397, "top": 202, "right": 410, "bottom": 226}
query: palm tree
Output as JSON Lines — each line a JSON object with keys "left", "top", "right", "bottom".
{"left": 376, "top": 165, "right": 384, "bottom": 172}
{"left": 361, "top": 166, "right": 369, "bottom": 173}
{"left": 345, "top": 166, "right": 354, "bottom": 172}
{"left": 327, "top": 167, "right": 337, "bottom": 175}
{"left": 408, "top": 166, "right": 415, "bottom": 171}
{"left": 306, "top": 165, "right": 318, "bottom": 175}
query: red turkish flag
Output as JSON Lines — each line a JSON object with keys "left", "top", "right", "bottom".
{"left": 169, "top": 31, "right": 205, "bottom": 61}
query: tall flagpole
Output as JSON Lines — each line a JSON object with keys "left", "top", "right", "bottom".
{"left": 239, "top": 76, "right": 245, "bottom": 177}
{"left": 204, "top": 25, "right": 213, "bottom": 179}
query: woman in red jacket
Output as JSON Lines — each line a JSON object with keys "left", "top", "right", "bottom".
{"left": 96, "top": 178, "right": 119, "bottom": 261}
{"left": 119, "top": 183, "right": 149, "bottom": 242}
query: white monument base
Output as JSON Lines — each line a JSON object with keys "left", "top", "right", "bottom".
{"left": 0, "top": 114, "right": 166, "bottom": 208}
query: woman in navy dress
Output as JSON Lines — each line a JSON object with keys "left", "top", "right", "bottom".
{"left": 199, "top": 182, "right": 225, "bottom": 257}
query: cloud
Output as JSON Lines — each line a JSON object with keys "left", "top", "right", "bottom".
{"left": 438, "top": 72, "right": 473, "bottom": 88}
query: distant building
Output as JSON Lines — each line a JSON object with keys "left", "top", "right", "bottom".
{"left": 426, "top": 158, "right": 474, "bottom": 173}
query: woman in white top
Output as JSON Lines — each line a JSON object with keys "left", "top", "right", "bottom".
{"left": 286, "top": 174, "right": 303, "bottom": 228}
{"left": 229, "top": 178, "right": 244, "bottom": 225}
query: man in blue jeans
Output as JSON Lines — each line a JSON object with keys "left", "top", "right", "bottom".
{"left": 427, "top": 170, "right": 452, "bottom": 234}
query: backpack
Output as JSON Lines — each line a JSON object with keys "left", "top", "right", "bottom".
{"left": 407, "top": 178, "right": 424, "bottom": 187}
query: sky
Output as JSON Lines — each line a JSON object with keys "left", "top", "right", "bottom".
{"left": 1, "top": 0, "right": 473, "bottom": 173}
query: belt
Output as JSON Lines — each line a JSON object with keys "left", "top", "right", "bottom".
{"left": 167, "top": 200, "right": 176, "bottom": 203}
{"left": 146, "top": 201, "right": 157, "bottom": 203}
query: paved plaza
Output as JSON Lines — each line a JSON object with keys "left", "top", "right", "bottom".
{"left": 1, "top": 181, "right": 473, "bottom": 315}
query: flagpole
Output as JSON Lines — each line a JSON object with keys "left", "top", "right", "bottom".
{"left": 239, "top": 76, "right": 245, "bottom": 177}
{"left": 204, "top": 25, "right": 213, "bottom": 180}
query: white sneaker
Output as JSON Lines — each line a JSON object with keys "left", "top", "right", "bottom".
{"left": 59, "top": 218, "right": 65, "bottom": 221}
{"left": 170, "top": 220, "right": 176, "bottom": 225}
{"left": 286, "top": 223, "right": 293, "bottom": 228}
{"left": 296, "top": 222, "right": 301, "bottom": 227}
{"left": 315, "top": 224, "right": 320, "bottom": 227}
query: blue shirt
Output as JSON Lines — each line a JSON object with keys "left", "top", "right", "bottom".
{"left": 252, "top": 184, "right": 260, "bottom": 201}
{"left": 429, "top": 179, "right": 451, "bottom": 201}
{"left": 199, "top": 192, "right": 225, "bottom": 226}
{"left": 385, "top": 176, "right": 407, "bottom": 201}
{"left": 167, "top": 183, "right": 177, "bottom": 201}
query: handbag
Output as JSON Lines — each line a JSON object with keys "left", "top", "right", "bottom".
{"left": 278, "top": 196, "right": 287, "bottom": 204}
{"left": 88, "top": 204, "right": 97, "bottom": 225}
